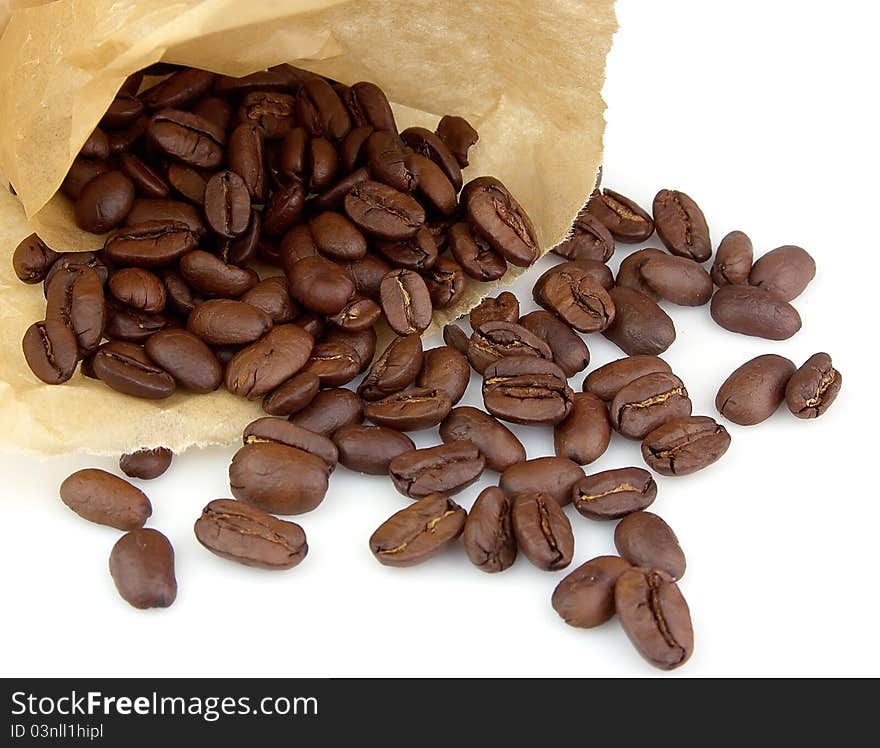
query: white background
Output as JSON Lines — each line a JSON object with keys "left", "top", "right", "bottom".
{"left": 1, "top": 0, "right": 877, "bottom": 677}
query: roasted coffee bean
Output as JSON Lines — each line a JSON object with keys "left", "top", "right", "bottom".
{"left": 552, "top": 555, "right": 632, "bottom": 628}
{"left": 786, "top": 352, "right": 842, "bottom": 419}
{"left": 416, "top": 345, "right": 470, "bottom": 405}
{"left": 288, "top": 256, "right": 356, "bottom": 315}
{"left": 289, "top": 387, "right": 364, "bottom": 437}
{"left": 436, "top": 114, "right": 478, "bottom": 167}
{"left": 603, "top": 287, "right": 676, "bottom": 355}
{"left": 554, "top": 392, "right": 612, "bottom": 465}
{"left": 22, "top": 320, "right": 78, "bottom": 384}
{"left": 279, "top": 224, "right": 319, "bottom": 271}
{"left": 375, "top": 227, "right": 438, "bottom": 271}
{"left": 179, "top": 250, "right": 258, "bottom": 297}
{"left": 712, "top": 230, "right": 753, "bottom": 286}
{"left": 109, "top": 529, "right": 177, "bottom": 610}
{"left": 642, "top": 416, "right": 731, "bottom": 476}
{"left": 227, "top": 123, "right": 267, "bottom": 201}
{"left": 241, "top": 276, "right": 296, "bottom": 324}
{"left": 106, "top": 115, "right": 148, "bottom": 154}
{"left": 448, "top": 221, "right": 508, "bottom": 281}
{"left": 615, "top": 247, "right": 667, "bottom": 299}
{"left": 141, "top": 68, "right": 215, "bottom": 110}
{"left": 483, "top": 357, "right": 574, "bottom": 426}
{"left": 61, "top": 158, "right": 110, "bottom": 199}
{"left": 462, "top": 177, "right": 538, "bottom": 267}
{"left": 553, "top": 210, "right": 615, "bottom": 262}
{"left": 42, "top": 250, "right": 107, "bottom": 293}
{"left": 400, "top": 126, "right": 462, "bottom": 191}
{"left": 511, "top": 493, "right": 574, "bottom": 571}
{"left": 323, "top": 327, "right": 376, "bottom": 370}
{"left": 342, "top": 254, "right": 393, "bottom": 299}
{"left": 440, "top": 406, "right": 525, "bottom": 473}
{"left": 519, "top": 310, "right": 590, "bottom": 377}
{"left": 221, "top": 210, "right": 264, "bottom": 265}
{"left": 407, "top": 152, "right": 457, "bottom": 215}
{"left": 262, "top": 179, "right": 307, "bottom": 236}
{"left": 310, "top": 211, "right": 368, "bottom": 261}
{"left": 533, "top": 265, "right": 615, "bottom": 333}
{"left": 467, "top": 321, "right": 552, "bottom": 374}
{"left": 572, "top": 468, "right": 657, "bottom": 521}
{"left": 345, "top": 180, "right": 425, "bottom": 240}
{"left": 262, "top": 371, "right": 320, "bottom": 416}
{"left": 363, "top": 387, "right": 453, "bottom": 431}
{"left": 226, "top": 325, "right": 314, "bottom": 399}
{"left": 369, "top": 493, "right": 466, "bottom": 567}
{"left": 125, "top": 198, "right": 207, "bottom": 236}
{"left": 710, "top": 285, "right": 801, "bottom": 340}
{"left": 60, "top": 468, "right": 151, "bottom": 530}
{"left": 108, "top": 268, "right": 166, "bottom": 312}
{"left": 300, "top": 340, "right": 361, "bottom": 387}
{"left": 339, "top": 126, "right": 372, "bottom": 172}
{"left": 359, "top": 335, "right": 423, "bottom": 401}
{"left": 380, "top": 269, "right": 433, "bottom": 335}
{"left": 147, "top": 109, "right": 225, "bottom": 169}
{"left": 463, "top": 486, "right": 517, "bottom": 573}
{"left": 120, "top": 448, "right": 173, "bottom": 480}
{"left": 278, "top": 127, "right": 307, "bottom": 180}
{"left": 143, "top": 328, "right": 221, "bottom": 392}
{"left": 103, "top": 299, "right": 168, "bottom": 343}
{"left": 79, "top": 128, "right": 110, "bottom": 160}
{"left": 327, "top": 296, "right": 382, "bottom": 331}
{"left": 101, "top": 92, "right": 144, "bottom": 129}
{"left": 91, "top": 341, "right": 175, "bottom": 399}
{"left": 45, "top": 266, "right": 106, "bottom": 354}
{"left": 166, "top": 164, "right": 208, "bottom": 204}
{"left": 243, "top": 417, "right": 337, "bottom": 469}
{"left": 366, "top": 130, "right": 416, "bottom": 192}
{"left": 204, "top": 170, "right": 251, "bottom": 238}
{"left": 214, "top": 67, "right": 302, "bottom": 96}
{"left": 296, "top": 78, "right": 351, "bottom": 141}
{"left": 105, "top": 220, "right": 198, "bottom": 267}
{"left": 715, "top": 354, "right": 796, "bottom": 425}
{"left": 239, "top": 90, "right": 297, "bottom": 139}
{"left": 341, "top": 81, "right": 397, "bottom": 132}
{"left": 442, "top": 323, "right": 470, "bottom": 355}
{"left": 615, "top": 568, "right": 693, "bottom": 670}
{"left": 615, "top": 511, "right": 686, "bottom": 580}
{"left": 119, "top": 153, "right": 169, "bottom": 199}
{"left": 469, "top": 292, "right": 520, "bottom": 329}
{"left": 610, "top": 372, "right": 692, "bottom": 440}
{"left": 749, "top": 245, "right": 816, "bottom": 301}
{"left": 500, "top": 457, "right": 583, "bottom": 507}
{"left": 585, "top": 188, "right": 653, "bottom": 244}
{"left": 74, "top": 170, "right": 135, "bottom": 233}
{"left": 389, "top": 441, "right": 485, "bottom": 498}
{"left": 195, "top": 499, "right": 307, "bottom": 570}
{"left": 333, "top": 424, "right": 415, "bottom": 475}
{"left": 640, "top": 255, "right": 713, "bottom": 306}
{"left": 652, "top": 189, "right": 711, "bottom": 262}
{"left": 187, "top": 299, "right": 273, "bottom": 345}
{"left": 314, "top": 166, "right": 370, "bottom": 211}
{"left": 230, "top": 442, "right": 330, "bottom": 515}
{"left": 424, "top": 256, "right": 466, "bottom": 310}
{"left": 584, "top": 355, "right": 672, "bottom": 401}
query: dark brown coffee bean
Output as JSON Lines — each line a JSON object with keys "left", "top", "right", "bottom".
{"left": 262, "top": 371, "right": 320, "bottom": 417}
{"left": 179, "top": 250, "right": 258, "bottom": 298}
{"left": 462, "top": 177, "right": 538, "bottom": 267}
{"left": 243, "top": 417, "right": 337, "bottom": 469}
{"left": 440, "top": 406, "right": 525, "bottom": 473}
{"left": 370, "top": 493, "right": 466, "bottom": 567}
{"left": 442, "top": 323, "right": 469, "bottom": 355}
{"left": 710, "top": 285, "right": 801, "bottom": 340}
{"left": 552, "top": 555, "right": 632, "bottom": 628}
{"left": 327, "top": 296, "right": 382, "bottom": 331}
{"left": 108, "top": 268, "right": 166, "bottom": 312}
{"left": 148, "top": 108, "right": 225, "bottom": 169}
{"left": 610, "top": 372, "right": 692, "bottom": 440}
{"left": 221, "top": 215, "right": 262, "bottom": 266}
{"left": 342, "top": 254, "right": 393, "bottom": 300}
{"left": 448, "top": 221, "right": 507, "bottom": 281}
{"left": 615, "top": 247, "right": 666, "bottom": 299}
{"left": 572, "top": 468, "right": 657, "bottom": 520}
{"left": 314, "top": 166, "right": 370, "bottom": 212}
{"left": 712, "top": 230, "right": 753, "bottom": 286}
{"left": 339, "top": 126, "right": 372, "bottom": 172}
{"left": 333, "top": 424, "right": 415, "bottom": 475}
{"left": 79, "top": 128, "right": 110, "bottom": 160}
{"left": 187, "top": 299, "right": 272, "bottom": 346}
{"left": 436, "top": 115, "right": 478, "bottom": 167}
{"left": 365, "top": 130, "right": 415, "bottom": 192}
{"left": 416, "top": 345, "right": 471, "bottom": 405}
{"left": 101, "top": 92, "right": 144, "bottom": 129}
{"left": 91, "top": 341, "right": 175, "bottom": 399}
{"left": 125, "top": 198, "right": 207, "bottom": 236}
{"left": 287, "top": 256, "right": 356, "bottom": 316}
{"left": 22, "top": 320, "right": 78, "bottom": 384}
{"left": 262, "top": 179, "right": 307, "bottom": 236}
{"left": 296, "top": 78, "right": 351, "bottom": 141}
{"left": 463, "top": 486, "right": 517, "bottom": 573}
{"left": 380, "top": 269, "right": 432, "bottom": 335}
{"left": 323, "top": 326, "right": 376, "bottom": 370}
{"left": 105, "top": 220, "right": 199, "bottom": 267}
{"left": 109, "top": 529, "right": 177, "bottom": 609}
{"left": 424, "top": 256, "right": 465, "bottom": 310}
{"left": 511, "top": 493, "right": 574, "bottom": 571}
{"left": 141, "top": 68, "right": 215, "bottom": 110}
{"left": 214, "top": 65, "right": 305, "bottom": 95}
{"left": 375, "top": 227, "right": 438, "bottom": 271}
{"left": 62, "top": 158, "right": 111, "bottom": 199}
{"left": 103, "top": 299, "right": 168, "bottom": 343}
{"left": 584, "top": 355, "right": 673, "bottom": 401}
{"left": 345, "top": 180, "right": 425, "bottom": 240}
{"left": 470, "top": 292, "right": 519, "bottom": 330}
{"left": 553, "top": 209, "right": 615, "bottom": 262}
{"left": 652, "top": 189, "right": 711, "bottom": 262}
{"left": 785, "top": 352, "right": 842, "bottom": 419}
{"left": 42, "top": 251, "right": 109, "bottom": 293}
{"left": 226, "top": 325, "right": 314, "bottom": 399}
{"left": 119, "top": 447, "right": 173, "bottom": 480}
{"left": 500, "top": 456, "right": 583, "bottom": 507}
{"left": 289, "top": 387, "right": 364, "bottom": 437}
{"left": 749, "top": 245, "right": 816, "bottom": 301}
{"left": 166, "top": 164, "right": 208, "bottom": 205}
{"left": 407, "top": 152, "right": 457, "bottom": 215}
{"left": 60, "top": 468, "right": 151, "bottom": 530}
{"left": 279, "top": 224, "right": 319, "bottom": 271}
{"left": 642, "top": 416, "right": 731, "bottom": 476}
{"left": 519, "top": 310, "right": 590, "bottom": 378}
{"left": 533, "top": 265, "right": 615, "bottom": 333}
{"left": 204, "top": 170, "right": 251, "bottom": 238}
{"left": 615, "top": 511, "right": 686, "bottom": 580}
{"left": 554, "top": 391, "right": 612, "bottom": 465}
{"left": 239, "top": 90, "right": 297, "bottom": 139}
{"left": 603, "top": 287, "right": 676, "bottom": 355}
{"left": 241, "top": 276, "right": 296, "bottom": 323}
{"left": 716, "top": 354, "right": 796, "bottom": 425}
{"left": 310, "top": 211, "right": 368, "bottom": 261}
{"left": 389, "top": 441, "right": 485, "bottom": 498}
{"left": 615, "top": 568, "right": 693, "bottom": 670}
{"left": 13, "top": 233, "right": 59, "bottom": 284}
{"left": 227, "top": 123, "right": 267, "bottom": 202}
{"left": 400, "top": 126, "right": 463, "bottom": 191}
{"left": 364, "top": 387, "right": 453, "bottom": 431}
{"left": 586, "top": 189, "right": 654, "bottom": 244}
{"left": 74, "top": 171, "right": 135, "bottom": 233}
{"left": 340, "top": 81, "right": 396, "bottom": 132}
{"left": 468, "top": 321, "right": 552, "bottom": 374}
{"left": 106, "top": 115, "right": 148, "bottom": 154}
{"left": 144, "top": 328, "right": 221, "bottom": 393}
{"left": 45, "top": 266, "right": 106, "bottom": 354}
{"left": 119, "top": 153, "right": 169, "bottom": 199}
{"left": 300, "top": 341, "right": 360, "bottom": 388}
{"left": 359, "top": 335, "right": 423, "bottom": 401}
{"left": 483, "top": 357, "right": 574, "bottom": 426}
{"left": 640, "top": 255, "right": 713, "bottom": 306}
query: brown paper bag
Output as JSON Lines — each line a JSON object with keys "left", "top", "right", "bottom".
{"left": 0, "top": 0, "right": 616, "bottom": 455}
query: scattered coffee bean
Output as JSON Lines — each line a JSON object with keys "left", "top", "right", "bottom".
{"left": 615, "top": 247, "right": 666, "bottom": 299}
{"left": 60, "top": 468, "right": 152, "bottom": 530}
{"left": 614, "top": 511, "right": 686, "bottom": 580}
{"left": 187, "top": 299, "right": 273, "bottom": 345}
{"left": 363, "top": 387, "right": 453, "bottom": 431}
{"left": 710, "top": 285, "right": 801, "bottom": 340}
{"left": 469, "top": 292, "right": 520, "bottom": 329}
{"left": 442, "top": 323, "right": 470, "bottom": 355}
{"left": 511, "top": 493, "right": 574, "bottom": 571}
{"left": 358, "top": 335, "right": 423, "bottom": 401}
{"left": 785, "top": 352, "right": 842, "bottom": 419}
{"left": 91, "top": 341, "right": 176, "bottom": 399}
{"left": 120, "top": 448, "right": 173, "bottom": 480}
{"left": 109, "top": 529, "right": 177, "bottom": 610}
{"left": 105, "top": 220, "right": 199, "bottom": 268}
{"left": 552, "top": 555, "right": 632, "bottom": 628}
{"left": 144, "top": 328, "right": 222, "bottom": 393}
{"left": 716, "top": 354, "right": 796, "bottom": 425}
{"left": 749, "top": 245, "right": 816, "bottom": 301}
{"left": 462, "top": 177, "right": 539, "bottom": 267}
{"left": 440, "top": 406, "right": 526, "bottom": 473}
{"left": 13, "top": 233, "right": 59, "bottom": 284}
{"left": 333, "top": 424, "right": 415, "bottom": 475}
{"left": 712, "top": 230, "right": 753, "bottom": 286}
{"left": 603, "top": 287, "right": 676, "bottom": 356}
{"left": 416, "top": 346, "right": 471, "bottom": 405}
{"left": 225, "top": 324, "right": 313, "bottom": 399}
{"left": 483, "top": 356, "right": 574, "bottom": 425}
{"left": 436, "top": 115, "right": 478, "bottom": 167}
{"left": 572, "top": 467, "right": 657, "bottom": 520}
{"left": 519, "top": 310, "right": 590, "bottom": 377}
{"left": 640, "top": 255, "right": 713, "bottom": 306}
{"left": 74, "top": 170, "right": 135, "bottom": 233}
{"left": 243, "top": 417, "right": 337, "bottom": 470}
{"left": 642, "top": 416, "right": 731, "bottom": 476}
{"left": 500, "top": 457, "right": 583, "bottom": 507}
{"left": 584, "top": 355, "right": 672, "bottom": 402}
{"left": 533, "top": 264, "right": 615, "bottom": 333}
{"left": 610, "top": 372, "right": 692, "bottom": 440}
{"left": 45, "top": 266, "right": 106, "bottom": 355}
{"left": 448, "top": 221, "right": 508, "bottom": 281}
{"left": 652, "top": 189, "right": 711, "bottom": 262}
{"left": 389, "top": 441, "right": 485, "bottom": 498}
{"left": 262, "top": 371, "right": 321, "bottom": 416}
{"left": 380, "top": 269, "right": 432, "bottom": 335}
{"left": 240, "top": 276, "right": 297, "bottom": 324}
{"left": 554, "top": 391, "right": 612, "bottom": 465}
{"left": 467, "top": 320, "right": 552, "bottom": 374}
{"left": 585, "top": 188, "right": 654, "bottom": 243}
{"left": 22, "top": 320, "right": 78, "bottom": 385}
{"left": 553, "top": 210, "right": 615, "bottom": 262}
{"left": 463, "top": 486, "right": 517, "bottom": 573}
{"left": 289, "top": 387, "right": 364, "bottom": 437}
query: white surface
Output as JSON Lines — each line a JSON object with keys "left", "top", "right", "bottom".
{"left": 1, "top": 0, "right": 877, "bottom": 678}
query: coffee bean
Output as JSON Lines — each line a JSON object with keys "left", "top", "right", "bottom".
{"left": 376, "top": 227, "right": 438, "bottom": 271}
{"left": 240, "top": 91, "right": 298, "bottom": 139}
{"left": 584, "top": 355, "right": 672, "bottom": 401}
{"left": 226, "top": 324, "right": 314, "bottom": 399}
{"left": 45, "top": 267, "right": 106, "bottom": 355}
{"left": 440, "top": 406, "right": 525, "bottom": 473}
{"left": 241, "top": 276, "right": 296, "bottom": 324}
{"left": 333, "top": 424, "right": 415, "bottom": 475}
{"left": 572, "top": 467, "right": 657, "bottom": 520}
{"left": 511, "top": 493, "right": 574, "bottom": 571}
{"left": 105, "top": 220, "right": 199, "bottom": 267}
{"left": 204, "top": 170, "right": 251, "bottom": 238}
{"left": 78, "top": 128, "right": 109, "bottom": 160}
{"left": 144, "top": 328, "right": 222, "bottom": 393}
{"left": 262, "top": 179, "right": 307, "bottom": 236}
{"left": 585, "top": 188, "right": 653, "bottom": 244}
{"left": 339, "top": 126, "right": 372, "bottom": 173}
{"left": 61, "top": 158, "right": 111, "bottom": 199}
{"left": 187, "top": 299, "right": 273, "bottom": 345}
{"left": 74, "top": 170, "right": 135, "bottom": 233}
{"left": 469, "top": 292, "right": 519, "bottom": 330}
{"left": 106, "top": 114, "right": 148, "bottom": 154}
{"left": 467, "top": 321, "right": 552, "bottom": 374}
{"left": 642, "top": 416, "right": 731, "bottom": 476}
{"left": 167, "top": 164, "right": 208, "bottom": 204}
{"left": 262, "top": 371, "right": 320, "bottom": 417}
{"left": 342, "top": 81, "right": 397, "bottom": 132}
{"left": 243, "top": 417, "right": 337, "bottom": 470}
{"left": 119, "top": 153, "right": 169, "bottom": 199}
{"left": 380, "top": 269, "right": 433, "bottom": 335}
{"left": 91, "top": 341, "right": 176, "bottom": 399}
{"left": 314, "top": 166, "right": 370, "bottom": 212}
{"left": 462, "top": 177, "right": 539, "bottom": 267}
{"left": 42, "top": 252, "right": 107, "bottom": 294}
{"left": 296, "top": 78, "right": 351, "bottom": 141}
{"left": 141, "top": 68, "right": 215, "bottom": 110}
{"left": 615, "top": 247, "right": 668, "bottom": 299}
{"left": 342, "top": 254, "right": 393, "bottom": 300}
{"left": 101, "top": 92, "right": 144, "bottom": 129}
{"left": 442, "top": 323, "right": 470, "bottom": 355}
{"left": 615, "top": 568, "right": 693, "bottom": 670}
{"left": 407, "top": 152, "right": 457, "bottom": 216}
{"left": 60, "top": 468, "right": 151, "bottom": 530}
{"left": 214, "top": 68, "right": 299, "bottom": 96}
{"left": 553, "top": 210, "right": 615, "bottom": 262}
{"left": 640, "top": 255, "right": 713, "bottom": 306}
{"left": 288, "top": 256, "right": 356, "bottom": 315}
{"left": 552, "top": 555, "right": 632, "bottom": 628}
{"left": 448, "top": 221, "right": 508, "bottom": 282}
{"left": 615, "top": 511, "right": 686, "bottom": 581}
{"left": 712, "top": 230, "right": 753, "bottom": 286}
{"left": 366, "top": 130, "right": 416, "bottom": 192}
{"left": 125, "top": 199, "right": 207, "bottom": 236}
{"left": 22, "top": 320, "right": 79, "bottom": 384}
{"left": 323, "top": 327, "right": 377, "bottom": 370}
{"left": 369, "top": 493, "right": 467, "bottom": 567}
{"left": 119, "top": 448, "right": 173, "bottom": 480}
{"left": 500, "top": 456, "right": 583, "bottom": 508}
{"left": 424, "top": 256, "right": 466, "bottom": 310}
{"left": 13, "top": 233, "right": 59, "bottom": 284}
{"left": 103, "top": 299, "right": 168, "bottom": 343}
{"left": 148, "top": 109, "right": 225, "bottom": 169}
{"left": 436, "top": 114, "right": 478, "bottom": 167}
{"left": 226, "top": 123, "right": 267, "bottom": 202}
{"left": 463, "top": 486, "right": 517, "bottom": 573}
{"left": 358, "top": 334, "right": 423, "bottom": 401}
{"left": 519, "top": 310, "right": 590, "bottom": 377}
{"left": 603, "top": 287, "right": 676, "bottom": 356}
{"left": 300, "top": 340, "right": 361, "bottom": 387}
{"left": 220, "top": 209, "right": 263, "bottom": 266}
{"left": 108, "top": 268, "right": 166, "bottom": 312}
{"left": 482, "top": 356, "right": 574, "bottom": 425}
{"left": 749, "top": 245, "right": 816, "bottom": 301}
{"left": 289, "top": 388, "right": 364, "bottom": 437}
{"left": 109, "top": 529, "right": 177, "bottom": 609}
{"left": 652, "top": 189, "right": 711, "bottom": 262}
{"left": 416, "top": 345, "right": 471, "bottom": 405}
{"left": 610, "top": 372, "right": 692, "bottom": 440}
{"left": 310, "top": 211, "right": 368, "bottom": 261}
{"left": 785, "top": 352, "right": 842, "bottom": 419}
{"left": 363, "top": 387, "right": 453, "bottom": 431}
{"left": 180, "top": 248, "right": 259, "bottom": 297}
{"left": 554, "top": 391, "right": 612, "bottom": 465}
{"left": 710, "top": 285, "right": 801, "bottom": 340}
{"left": 715, "top": 354, "right": 796, "bottom": 425}
{"left": 533, "top": 264, "right": 615, "bottom": 333}
{"left": 389, "top": 441, "right": 485, "bottom": 498}
{"left": 400, "top": 127, "right": 463, "bottom": 191}
{"left": 327, "top": 296, "right": 382, "bottom": 331}
{"left": 345, "top": 180, "right": 426, "bottom": 240}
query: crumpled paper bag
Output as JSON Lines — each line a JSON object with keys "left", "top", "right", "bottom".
{"left": 0, "top": 0, "right": 616, "bottom": 455}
